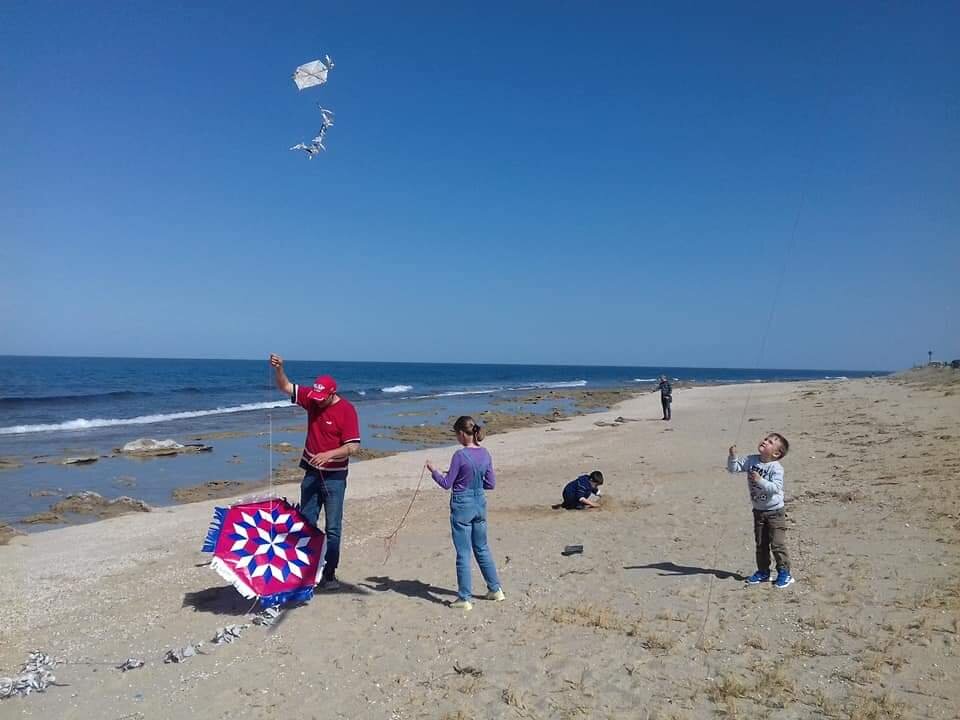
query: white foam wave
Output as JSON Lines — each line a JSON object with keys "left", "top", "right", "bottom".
{"left": 633, "top": 378, "right": 658, "bottom": 382}
{"left": 824, "top": 376, "right": 848, "bottom": 381}
{"left": 531, "top": 380, "right": 587, "bottom": 389}
{"left": 381, "top": 385, "right": 413, "bottom": 393}
{"left": 410, "top": 380, "right": 588, "bottom": 401}
{"left": 0, "top": 400, "right": 291, "bottom": 436}
{"left": 410, "top": 388, "right": 497, "bottom": 400}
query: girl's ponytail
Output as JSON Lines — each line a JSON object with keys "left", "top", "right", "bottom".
{"left": 453, "top": 415, "right": 485, "bottom": 444}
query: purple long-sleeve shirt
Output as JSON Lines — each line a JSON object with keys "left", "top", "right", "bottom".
{"left": 431, "top": 447, "right": 496, "bottom": 492}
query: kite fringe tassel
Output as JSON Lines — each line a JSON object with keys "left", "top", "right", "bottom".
{"left": 208, "top": 557, "right": 259, "bottom": 600}
{"left": 260, "top": 587, "right": 315, "bottom": 608}
{"left": 201, "top": 507, "right": 227, "bottom": 552}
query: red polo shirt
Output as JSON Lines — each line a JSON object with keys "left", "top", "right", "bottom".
{"left": 291, "top": 384, "right": 361, "bottom": 471}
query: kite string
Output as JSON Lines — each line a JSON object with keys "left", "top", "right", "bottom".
{"left": 382, "top": 463, "right": 428, "bottom": 564}
{"left": 700, "top": 143, "right": 812, "bottom": 675}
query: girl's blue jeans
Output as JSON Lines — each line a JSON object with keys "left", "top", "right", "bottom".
{"left": 450, "top": 490, "right": 501, "bottom": 600}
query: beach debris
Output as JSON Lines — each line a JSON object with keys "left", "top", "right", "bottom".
{"left": 0, "top": 651, "right": 58, "bottom": 699}
{"left": 252, "top": 606, "right": 283, "bottom": 627}
{"left": 291, "top": 56, "right": 336, "bottom": 158}
{"left": 453, "top": 661, "right": 483, "bottom": 677}
{"left": 115, "top": 659, "right": 145, "bottom": 672}
{"left": 212, "top": 625, "right": 249, "bottom": 645}
{"left": 201, "top": 499, "right": 325, "bottom": 608}
{"left": 163, "top": 643, "right": 203, "bottom": 664}
{"left": 561, "top": 544, "right": 584, "bottom": 556}
{"left": 51, "top": 491, "right": 151, "bottom": 517}
{"left": 117, "top": 439, "right": 212, "bottom": 457}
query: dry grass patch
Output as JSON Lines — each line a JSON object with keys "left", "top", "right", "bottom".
{"left": 548, "top": 604, "right": 624, "bottom": 631}
{"left": 799, "top": 610, "right": 830, "bottom": 631}
{"left": 640, "top": 631, "right": 678, "bottom": 651}
{"left": 744, "top": 633, "right": 767, "bottom": 650}
{"left": 839, "top": 620, "right": 868, "bottom": 639}
{"left": 707, "top": 673, "right": 753, "bottom": 718}
{"left": 791, "top": 635, "right": 826, "bottom": 657}
{"left": 501, "top": 686, "right": 528, "bottom": 713}
{"left": 847, "top": 691, "right": 906, "bottom": 720}
{"left": 655, "top": 608, "right": 688, "bottom": 623}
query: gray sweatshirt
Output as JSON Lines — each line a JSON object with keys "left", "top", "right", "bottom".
{"left": 727, "top": 454, "right": 785, "bottom": 511}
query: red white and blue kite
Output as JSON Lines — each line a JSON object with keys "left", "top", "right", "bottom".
{"left": 201, "top": 498, "right": 325, "bottom": 607}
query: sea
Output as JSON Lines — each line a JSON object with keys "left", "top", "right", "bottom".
{"left": 0, "top": 356, "right": 883, "bottom": 526}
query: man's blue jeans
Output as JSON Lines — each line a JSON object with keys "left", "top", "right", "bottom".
{"left": 301, "top": 468, "right": 347, "bottom": 580}
{"left": 450, "top": 490, "right": 501, "bottom": 601}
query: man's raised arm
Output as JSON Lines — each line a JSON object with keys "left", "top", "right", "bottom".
{"left": 269, "top": 353, "right": 294, "bottom": 396}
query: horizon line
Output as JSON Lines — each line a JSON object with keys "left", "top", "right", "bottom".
{"left": 0, "top": 353, "right": 894, "bottom": 374}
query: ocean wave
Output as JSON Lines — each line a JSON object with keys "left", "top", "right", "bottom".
{"left": 632, "top": 378, "right": 658, "bottom": 383}
{"left": 0, "top": 400, "right": 291, "bottom": 436}
{"left": 411, "top": 388, "right": 500, "bottom": 400}
{"left": 824, "top": 376, "right": 848, "bottom": 380}
{"left": 0, "top": 390, "right": 153, "bottom": 406}
{"left": 409, "top": 379, "right": 588, "bottom": 400}
{"left": 532, "top": 380, "right": 587, "bottom": 389}
{"left": 381, "top": 385, "right": 413, "bottom": 393}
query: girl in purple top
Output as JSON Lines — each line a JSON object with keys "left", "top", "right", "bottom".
{"left": 426, "top": 416, "right": 505, "bottom": 610}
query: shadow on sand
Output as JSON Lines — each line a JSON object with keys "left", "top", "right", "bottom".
{"left": 183, "top": 581, "right": 372, "bottom": 615}
{"left": 623, "top": 562, "right": 744, "bottom": 581}
{"left": 361, "top": 576, "right": 458, "bottom": 606}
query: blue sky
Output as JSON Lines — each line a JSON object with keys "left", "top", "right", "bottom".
{"left": 1, "top": 2, "right": 956, "bottom": 370}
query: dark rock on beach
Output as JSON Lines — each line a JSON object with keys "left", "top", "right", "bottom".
{"left": 20, "top": 511, "right": 67, "bottom": 525}
{"left": 0, "top": 457, "right": 23, "bottom": 471}
{"left": 61, "top": 455, "right": 100, "bottom": 465}
{"left": 51, "top": 491, "right": 151, "bottom": 518}
{"left": 261, "top": 442, "right": 299, "bottom": 454}
{"left": 29, "top": 489, "right": 63, "bottom": 497}
{"left": 115, "top": 438, "right": 213, "bottom": 458}
{"left": 353, "top": 447, "right": 397, "bottom": 461}
{"left": 172, "top": 479, "right": 257, "bottom": 503}
{"left": 0, "top": 522, "right": 24, "bottom": 545}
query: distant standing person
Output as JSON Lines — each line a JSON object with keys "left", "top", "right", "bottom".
{"left": 269, "top": 353, "right": 361, "bottom": 591}
{"left": 653, "top": 375, "right": 672, "bottom": 421}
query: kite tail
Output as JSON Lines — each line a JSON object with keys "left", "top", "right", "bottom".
{"left": 201, "top": 507, "right": 228, "bottom": 552}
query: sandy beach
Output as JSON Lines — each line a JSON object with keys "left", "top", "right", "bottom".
{"left": 2, "top": 373, "right": 958, "bottom": 719}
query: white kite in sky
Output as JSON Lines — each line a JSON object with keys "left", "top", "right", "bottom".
{"left": 293, "top": 55, "right": 334, "bottom": 90}
{"left": 290, "top": 57, "right": 337, "bottom": 159}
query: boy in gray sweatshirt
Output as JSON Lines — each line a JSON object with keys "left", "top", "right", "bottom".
{"left": 728, "top": 433, "right": 794, "bottom": 588}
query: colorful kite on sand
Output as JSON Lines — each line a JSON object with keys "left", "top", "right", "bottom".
{"left": 201, "top": 498, "right": 325, "bottom": 607}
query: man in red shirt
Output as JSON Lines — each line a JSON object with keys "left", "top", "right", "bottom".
{"left": 270, "top": 353, "right": 361, "bottom": 591}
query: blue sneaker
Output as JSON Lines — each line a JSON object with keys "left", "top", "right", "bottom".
{"left": 774, "top": 570, "right": 795, "bottom": 588}
{"left": 745, "top": 570, "right": 770, "bottom": 585}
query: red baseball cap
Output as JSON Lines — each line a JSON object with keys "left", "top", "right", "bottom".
{"left": 307, "top": 375, "right": 337, "bottom": 402}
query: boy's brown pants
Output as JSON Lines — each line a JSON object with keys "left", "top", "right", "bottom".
{"left": 753, "top": 508, "right": 790, "bottom": 573}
